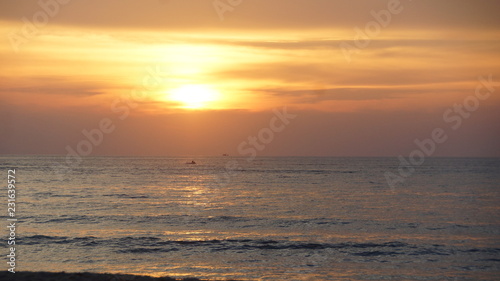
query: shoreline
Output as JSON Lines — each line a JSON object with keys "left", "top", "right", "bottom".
{"left": 0, "top": 271, "right": 240, "bottom": 281}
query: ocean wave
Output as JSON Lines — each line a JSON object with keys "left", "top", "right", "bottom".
{"left": 21, "top": 235, "right": 500, "bottom": 260}
{"left": 25, "top": 214, "right": 353, "bottom": 228}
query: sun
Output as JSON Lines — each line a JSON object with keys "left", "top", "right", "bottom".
{"left": 168, "top": 85, "right": 220, "bottom": 109}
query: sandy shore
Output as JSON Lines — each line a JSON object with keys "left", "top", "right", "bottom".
{"left": 0, "top": 271, "right": 239, "bottom": 281}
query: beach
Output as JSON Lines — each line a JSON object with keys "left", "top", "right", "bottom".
{"left": 0, "top": 271, "right": 236, "bottom": 281}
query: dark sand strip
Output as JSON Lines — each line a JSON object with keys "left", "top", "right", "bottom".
{"left": 0, "top": 271, "right": 239, "bottom": 281}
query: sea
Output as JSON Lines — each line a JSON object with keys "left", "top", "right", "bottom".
{"left": 1, "top": 156, "right": 499, "bottom": 280}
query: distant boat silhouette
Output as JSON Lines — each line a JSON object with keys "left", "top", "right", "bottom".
{"left": 186, "top": 161, "right": 196, "bottom": 164}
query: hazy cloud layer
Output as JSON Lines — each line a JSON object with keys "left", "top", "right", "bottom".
{"left": 1, "top": 1, "right": 499, "bottom": 157}
{"left": 1, "top": 0, "right": 500, "bottom": 30}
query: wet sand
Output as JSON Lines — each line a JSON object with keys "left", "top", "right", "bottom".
{"left": 0, "top": 271, "right": 238, "bottom": 281}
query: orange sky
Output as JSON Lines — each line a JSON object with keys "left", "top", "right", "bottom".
{"left": 1, "top": 0, "right": 499, "bottom": 156}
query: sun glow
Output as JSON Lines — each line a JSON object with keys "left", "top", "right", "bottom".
{"left": 168, "top": 85, "right": 221, "bottom": 109}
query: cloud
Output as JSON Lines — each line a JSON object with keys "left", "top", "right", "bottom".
{"left": 254, "top": 87, "right": 417, "bottom": 103}
{"left": 0, "top": 76, "right": 106, "bottom": 96}
{"left": 211, "top": 59, "right": 484, "bottom": 90}
{"left": 1, "top": 0, "right": 499, "bottom": 31}
{"left": 1, "top": 0, "right": 499, "bottom": 158}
